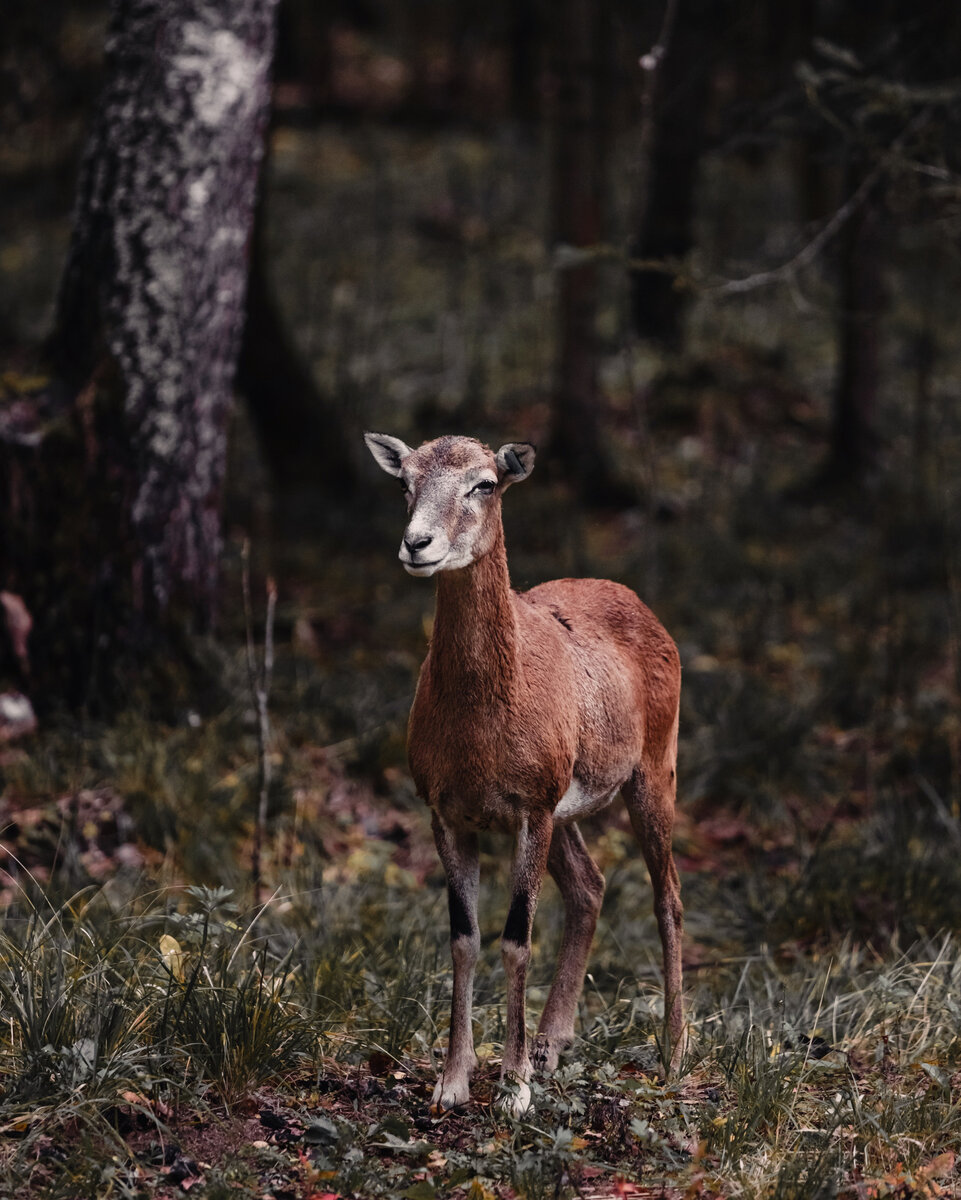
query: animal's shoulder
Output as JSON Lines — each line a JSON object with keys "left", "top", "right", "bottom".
{"left": 519, "top": 578, "right": 671, "bottom": 646}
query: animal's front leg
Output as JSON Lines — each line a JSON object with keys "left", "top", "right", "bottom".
{"left": 500, "top": 809, "right": 552, "bottom": 1116}
{"left": 431, "top": 815, "right": 480, "bottom": 1114}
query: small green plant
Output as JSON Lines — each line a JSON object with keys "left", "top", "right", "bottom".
{"left": 362, "top": 922, "right": 445, "bottom": 1060}
{"left": 707, "top": 1025, "right": 805, "bottom": 1165}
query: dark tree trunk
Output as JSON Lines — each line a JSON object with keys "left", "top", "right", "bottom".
{"left": 4, "top": 0, "right": 276, "bottom": 706}
{"left": 509, "top": 0, "right": 540, "bottom": 126}
{"left": 549, "top": 0, "right": 622, "bottom": 504}
{"left": 828, "top": 171, "right": 884, "bottom": 483}
{"left": 237, "top": 181, "right": 355, "bottom": 496}
{"left": 629, "top": 0, "right": 712, "bottom": 348}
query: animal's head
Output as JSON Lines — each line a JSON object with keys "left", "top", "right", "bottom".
{"left": 364, "top": 433, "right": 536, "bottom": 576}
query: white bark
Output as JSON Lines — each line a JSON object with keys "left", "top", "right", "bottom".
{"left": 54, "top": 0, "right": 277, "bottom": 614}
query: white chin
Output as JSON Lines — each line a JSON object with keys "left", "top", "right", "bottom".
{"left": 403, "top": 559, "right": 445, "bottom": 577}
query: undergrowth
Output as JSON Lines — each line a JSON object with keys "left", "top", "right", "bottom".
{"left": 0, "top": 871, "right": 958, "bottom": 1199}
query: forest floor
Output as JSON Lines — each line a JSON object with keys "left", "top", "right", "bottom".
{"left": 0, "top": 759, "right": 959, "bottom": 1200}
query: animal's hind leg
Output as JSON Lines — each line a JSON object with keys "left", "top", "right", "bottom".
{"left": 533, "top": 823, "right": 606, "bottom": 1074}
{"left": 623, "top": 759, "right": 684, "bottom": 1073}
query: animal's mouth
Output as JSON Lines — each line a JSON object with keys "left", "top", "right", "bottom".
{"left": 402, "top": 556, "right": 445, "bottom": 576}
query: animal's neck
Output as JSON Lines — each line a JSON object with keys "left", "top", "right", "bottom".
{"left": 431, "top": 523, "right": 517, "bottom": 704}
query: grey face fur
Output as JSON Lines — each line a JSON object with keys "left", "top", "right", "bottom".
{"left": 364, "top": 433, "right": 535, "bottom": 577}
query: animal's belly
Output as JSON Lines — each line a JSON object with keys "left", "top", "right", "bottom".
{"left": 429, "top": 788, "right": 528, "bottom": 834}
{"left": 553, "top": 778, "right": 619, "bottom": 825}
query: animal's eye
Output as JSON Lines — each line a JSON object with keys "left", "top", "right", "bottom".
{"left": 399, "top": 480, "right": 410, "bottom": 494}
{"left": 471, "top": 480, "right": 496, "bottom": 496}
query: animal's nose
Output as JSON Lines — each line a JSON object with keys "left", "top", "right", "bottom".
{"left": 405, "top": 533, "right": 433, "bottom": 555}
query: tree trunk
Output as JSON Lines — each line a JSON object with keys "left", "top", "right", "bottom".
{"left": 509, "top": 0, "right": 540, "bottom": 126}
{"left": 828, "top": 170, "right": 883, "bottom": 483}
{"left": 549, "top": 0, "right": 622, "bottom": 505}
{"left": 237, "top": 180, "right": 355, "bottom": 497}
{"left": 7, "top": 0, "right": 276, "bottom": 705}
{"left": 629, "top": 0, "right": 712, "bottom": 349}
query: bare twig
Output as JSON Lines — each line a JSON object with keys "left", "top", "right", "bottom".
{"left": 705, "top": 164, "right": 884, "bottom": 296}
{"left": 242, "top": 539, "right": 277, "bottom": 901}
{"left": 555, "top": 110, "right": 941, "bottom": 300}
{"left": 706, "top": 107, "right": 934, "bottom": 296}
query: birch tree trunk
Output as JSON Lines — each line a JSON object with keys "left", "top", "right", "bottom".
{"left": 2, "top": 0, "right": 276, "bottom": 704}
{"left": 51, "top": 0, "right": 276, "bottom": 617}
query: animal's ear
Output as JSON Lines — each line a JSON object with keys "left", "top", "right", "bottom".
{"left": 364, "top": 432, "right": 413, "bottom": 478}
{"left": 495, "top": 442, "right": 536, "bottom": 487}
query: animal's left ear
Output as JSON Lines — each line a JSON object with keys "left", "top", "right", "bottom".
{"left": 495, "top": 442, "right": 536, "bottom": 487}
{"left": 364, "top": 432, "right": 413, "bottom": 478}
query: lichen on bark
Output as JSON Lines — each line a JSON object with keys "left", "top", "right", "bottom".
{"left": 51, "top": 0, "right": 278, "bottom": 620}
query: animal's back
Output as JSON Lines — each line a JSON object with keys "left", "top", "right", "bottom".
{"left": 521, "top": 577, "right": 677, "bottom": 673}
{"left": 519, "top": 577, "right": 680, "bottom": 773}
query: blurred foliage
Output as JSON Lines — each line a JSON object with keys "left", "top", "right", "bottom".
{"left": 2, "top": 1, "right": 961, "bottom": 1194}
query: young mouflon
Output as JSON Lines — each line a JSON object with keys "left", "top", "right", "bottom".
{"left": 365, "top": 432, "right": 684, "bottom": 1115}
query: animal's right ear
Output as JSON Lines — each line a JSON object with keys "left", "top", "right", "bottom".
{"left": 495, "top": 442, "right": 536, "bottom": 487}
{"left": 364, "top": 432, "right": 413, "bottom": 478}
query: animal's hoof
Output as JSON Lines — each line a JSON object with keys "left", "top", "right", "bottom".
{"left": 531, "top": 1033, "right": 568, "bottom": 1075}
{"left": 498, "top": 1075, "right": 532, "bottom": 1118}
{"left": 430, "top": 1075, "right": 470, "bottom": 1115}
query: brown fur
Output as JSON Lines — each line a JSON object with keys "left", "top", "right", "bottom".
{"left": 366, "top": 433, "right": 684, "bottom": 1115}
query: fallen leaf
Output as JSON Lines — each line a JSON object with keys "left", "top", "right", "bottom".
{"left": 159, "top": 934, "right": 185, "bottom": 982}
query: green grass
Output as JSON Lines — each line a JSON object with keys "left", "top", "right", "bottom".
{"left": 0, "top": 864, "right": 959, "bottom": 1198}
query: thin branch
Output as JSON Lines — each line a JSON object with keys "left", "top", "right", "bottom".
{"left": 553, "top": 109, "right": 944, "bottom": 300}
{"left": 705, "top": 164, "right": 883, "bottom": 296}
{"left": 242, "top": 539, "right": 277, "bottom": 902}
{"left": 706, "top": 108, "right": 933, "bottom": 296}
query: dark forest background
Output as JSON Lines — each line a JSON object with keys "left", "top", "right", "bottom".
{"left": 1, "top": 2, "right": 961, "bottom": 1197}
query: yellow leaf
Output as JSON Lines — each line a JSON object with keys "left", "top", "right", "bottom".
{"left": 384, "top": 862, "right": 416, "bottom": 889}
{"left": 0, "top": 370, "right": 50, "bottom": 393}
{"left": 159, "top": 934, "right": 185, "bottom": 982}
{"left": 0, "top": 1118, "right": 32, "bottom": 1134}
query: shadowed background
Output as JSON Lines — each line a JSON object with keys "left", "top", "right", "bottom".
{"left": 0, "top": 2, "right": 960, "bottom": 1195}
